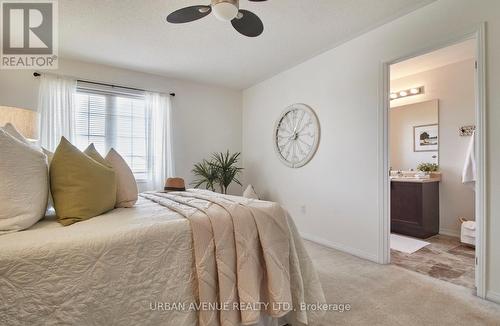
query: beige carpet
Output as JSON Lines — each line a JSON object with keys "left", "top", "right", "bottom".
{"left": 304, "top": 240, "right": 500, "bottom": 325}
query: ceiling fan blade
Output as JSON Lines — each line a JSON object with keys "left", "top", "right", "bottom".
{"left": 231, "top": 10, "right": 264, "bottom": 37}
{"left": 167, "top": 5, "right": 211, "bottom": 24}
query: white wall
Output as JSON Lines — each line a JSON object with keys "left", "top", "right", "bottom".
{"left": 391, "top": 60, "right": 476, "bottom": 237}
{"left": 242, "top": 0, "right": 500, "bottom": 299}
{"left": 0, "top": 58, "right": 243, "bottom": 194}
{"left": 390, "top": 100, "right": 439, "bottom": 170}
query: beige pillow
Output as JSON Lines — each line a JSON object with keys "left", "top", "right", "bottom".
{"left": 243, "top": 184, "right": 259, "bottom": 199}
{"left": 84, "top": 143, "right": 111, "bottom": 167}
{"left": 105, "top": 148, "right": 138, "bottom": 208}
{"left": 50, "top": 137, "right": 116, "bottom": 226}
{"left": 0, "top": 129, "right": 48, "bottom": 233}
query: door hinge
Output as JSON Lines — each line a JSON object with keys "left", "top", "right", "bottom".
{"left": 475, "top": 61, "right": 478, "bottom": 69}
{"left": 475, "top": 257, "right": 478, "bottom": 265}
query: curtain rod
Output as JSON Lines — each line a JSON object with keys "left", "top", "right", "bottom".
{"left": 33, "top": 72, "right": 175, "bottom": 97}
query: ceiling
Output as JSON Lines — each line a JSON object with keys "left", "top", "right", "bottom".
{"left": 391, "top": 39, "right": 476, "bottom": 80}
{"left": 59, "top": 0, "right": 435, "bottom": 90}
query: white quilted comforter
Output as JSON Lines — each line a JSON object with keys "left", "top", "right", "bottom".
{"left": 0, "top": 193, "right": 324, "bottom": 326}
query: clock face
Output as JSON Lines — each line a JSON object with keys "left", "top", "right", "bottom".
{"left": 274, "top": 104, "right": 320, "bottom": 168}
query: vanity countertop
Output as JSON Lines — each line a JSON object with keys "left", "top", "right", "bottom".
{"left": 390, "top": 176, "right": 441, "bottom": 183}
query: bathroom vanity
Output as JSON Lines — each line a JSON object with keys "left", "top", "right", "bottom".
{"left": 391, "top": 176, "right": 440, "bottom": 239}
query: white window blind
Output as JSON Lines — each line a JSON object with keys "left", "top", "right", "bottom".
{"left": 75, "top": 83, "right": 148, "bottom": 181}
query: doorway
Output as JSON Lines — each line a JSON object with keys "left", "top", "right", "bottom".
{"left": 379, "top": 25, "right": 486, "bottom": 297}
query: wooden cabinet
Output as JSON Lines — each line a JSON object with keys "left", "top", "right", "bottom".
{"left": 391, "top": 181, "right": 439, "bottom": 239}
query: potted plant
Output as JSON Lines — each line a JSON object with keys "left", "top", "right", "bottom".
{"left": 416, "top": 163, "right": 439, "bottom": 178}
{"left": 192, "top": 151, "right": 243, "bottom": 194}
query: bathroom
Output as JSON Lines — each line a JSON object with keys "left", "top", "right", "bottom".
{"left": 388, "top": 39, "right": 477, "bottom": 290}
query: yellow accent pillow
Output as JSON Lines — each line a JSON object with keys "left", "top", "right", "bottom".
{"left": 50, "top": 137, "right": 117, "bottom": 226}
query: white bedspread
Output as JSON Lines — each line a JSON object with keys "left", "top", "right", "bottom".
{"left": 0, "top": 195, "right": 324, "bottom": 326}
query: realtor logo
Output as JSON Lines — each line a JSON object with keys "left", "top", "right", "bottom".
{"left": 1, "top": 0, "right": 58, "bottom": 69}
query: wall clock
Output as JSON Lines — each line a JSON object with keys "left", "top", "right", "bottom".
{"left": 274, "top": 103, "right": 320, "bottom": 168}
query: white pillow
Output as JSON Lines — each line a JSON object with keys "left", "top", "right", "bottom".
{"left": 243, "top": 184, "right": 259, "bottom": 200}
{"left": 0, "top": 129, "right": 48, "bottom": 234}
{"left": 2, "top": 123, "right": 40, "bottom": 150}
{"left": 2, "top": 123, "right": 26, "bottom": 142}
{"left": 105, "top": 148, "right": 138, "bottom": 208}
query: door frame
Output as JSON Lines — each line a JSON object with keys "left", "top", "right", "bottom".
{"left": 378, "top": 23, "right": 487, "bottom": 298}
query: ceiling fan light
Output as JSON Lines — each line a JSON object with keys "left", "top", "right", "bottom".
{"left": 212, "top": 2, "right": 238, "bottom": 21}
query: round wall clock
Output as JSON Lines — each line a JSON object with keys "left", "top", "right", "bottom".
{"left": 274, "top": 103, "right": 320, "bottom": 168}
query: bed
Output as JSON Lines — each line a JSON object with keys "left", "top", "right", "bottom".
{"left": 0, "top": 190, "right": 325, "bottom": 326}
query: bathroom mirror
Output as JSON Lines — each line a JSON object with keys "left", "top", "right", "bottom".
{"left": 389, "top": 99, "right": 439, "bottom": 170}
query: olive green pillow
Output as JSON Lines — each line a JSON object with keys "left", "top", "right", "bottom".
{"left": 50, "top": 137, "right": 117, "bottom": 226}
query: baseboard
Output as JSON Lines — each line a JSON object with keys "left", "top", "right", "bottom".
{"left": 439, "top": 228, "right": 460, "bottom": 238}
{"left": 486, "top": 290, "right": 500, "bottom": 304}
{"left": 300, "top": 232, "right": 379, "bottom": 263}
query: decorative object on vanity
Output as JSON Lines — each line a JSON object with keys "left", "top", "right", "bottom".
{"left": 390, "top": 86, "right": 424, "bottom": 101}
{"left": 413, "top": 123, "right": 438, "bottom": 152}
{"left": 166, "top": 0, "right": 266, "bottom": 37}
{"left": 164, "top": 177, "right": 186, "bottom": 192}
{"left": 192, "top": 151, "right": 243, "bottom": 194}
{"left": 274, "top": 103, "right": 320, "bottom": 168}
{"left": 417, "top": 163, "right": 439, "bottom": 173}
{"left": 0, "top": 106, "right": 38, "bottom": 141}
{"left": 459, "top": 125, "right": 476, "bottom": 136}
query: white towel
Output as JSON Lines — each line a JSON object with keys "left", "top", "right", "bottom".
{"left": 462, "top": 131, "right": 476, "bottom": 185}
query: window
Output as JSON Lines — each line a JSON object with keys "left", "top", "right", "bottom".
{"left": 75, "top": 83, "right": 148, "bottom": 180}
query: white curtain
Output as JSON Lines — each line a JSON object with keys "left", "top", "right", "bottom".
{"left": 37, "top": 75, "right": 77, "bottom": 151}
{"left": 145, "top": 92, "right": 174, "bottom": 190}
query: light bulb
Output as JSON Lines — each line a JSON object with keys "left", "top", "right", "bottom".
{"left": 212, "top": 2, "right": 238, "bottom": 21}
{"left": 410, "top": 88, "right": 420, "bottom": 94}
{"left": 399, "top": 91, "right": 408, "bottom": 97}
{"left": 390, "top": 93, "right": 398, "bottom": 99}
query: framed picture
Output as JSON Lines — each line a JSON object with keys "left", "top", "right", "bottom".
{"left": 413, "top": 124, "right": 438, "bottom": 152}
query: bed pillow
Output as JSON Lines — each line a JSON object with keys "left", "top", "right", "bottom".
{"left": 243, "top": 184, "right": 259, "bottom": 199}
{"left": 0, "top": 129, "right": 48, "bottom": 234}
{"left": 2, "top": 123, "right": 40, "bottom": 150}
{"left": 84, "top": 143, "right": 111, "bottom": 167}
{"left": 42, "top": 147, "right": 55, "bottom": 213}
{"left": 50, "top": 137, "right": 117, "bottom": 226}
{"left": 2, "top": 123, "right": 27, "bottom": 142}
{"left": 105, "top": 148, "right": 138, "bottom": 208}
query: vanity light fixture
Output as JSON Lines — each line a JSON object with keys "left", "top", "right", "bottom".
{"left": 390, "top": 86, "right": 424, "bottom": 101}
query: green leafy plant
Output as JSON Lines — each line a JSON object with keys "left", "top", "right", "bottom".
{"left": 417, "top": 163, "right": 439, "bottom": 173}
{"left": 191, "top": 159, "right": 218, "bottom": 192}
{"left": 191, "top": 151, "right": 243, "bottom": 194}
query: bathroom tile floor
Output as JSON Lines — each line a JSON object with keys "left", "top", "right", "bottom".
{"left": 391, "top": 234, "right": 475, "bottom": 289}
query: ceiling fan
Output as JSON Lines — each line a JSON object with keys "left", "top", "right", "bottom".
{"left": 166, "top": 0, "right": 266, "bottom": 37}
